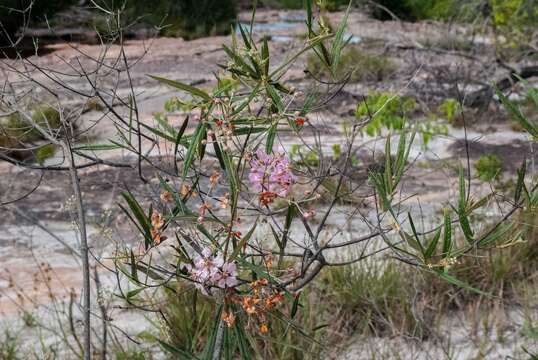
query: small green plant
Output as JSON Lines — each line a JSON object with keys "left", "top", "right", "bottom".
{"left": 356, "top": 92, "right": 415, "bottom": 136}
{"left": 21, "top": 311, "right": 37, "bottom": 328}
{"left": 2, "top": 105, "right": 61, "bottom": 142}
{"left": 475, "top": 154, "right": 503, "bottom": 181}
{"left": 35, "top": 144, "right": 57, "bottom": 165}
{"left": 307, "top": 47, "right": 396, "bottom": 82}
{"left": 0, "top": 329, "right": 21, "bottom": 360}
{"left": 290, "top": 144, "right": 320, "bottom": 166}
{"left": 438, "top": 98, "right": 462, "bottom": 124}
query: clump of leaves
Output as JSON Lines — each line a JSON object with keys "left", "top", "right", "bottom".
{"left": 0, "top": 329, "right": 21, "bottom": 360}
{"left": 35, "top": 144, "right": 57, "bottom": 165}
{"left": 475, "top": 154, "right": 503, "bottom": 181}
{"left": 307, "top": 47, "right": 396, "bottom": 82}
{"left": 2, "top": 105, "right": 61, "bottom": 142}
{"left": 491, "top": 0, "right": 538, "bottom": 51}
{"left": 356, "top": 92, "right": 415, "bottom": 136}
{"left": 438, "top": 98, "right": 462, "bottom": 124}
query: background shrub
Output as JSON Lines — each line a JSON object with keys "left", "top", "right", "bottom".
{"left": 0, "top": 0, "right": 76, "bottom": 45}
{"left": 95, "top": 0, "right": 238, "bottom": 39}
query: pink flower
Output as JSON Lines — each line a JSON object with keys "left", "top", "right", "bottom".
{"left": 186, "top": 247, "right": 238, "bottom": 293}
{"left": 249, "top": 150, "right": 296, "bottom": 200}
{"left": 212, "top": 261, "right": 238, "bottom": 288}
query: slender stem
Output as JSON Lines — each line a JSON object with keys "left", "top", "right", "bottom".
{"left": 63, "top": 140, "right": 91, "bottom": 360}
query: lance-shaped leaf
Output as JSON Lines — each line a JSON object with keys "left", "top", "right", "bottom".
{"left": 496, "top": 87, "right": 538, "bottom": 138}
{"left": 442, "top": 208, "right": 452, "bottom": 258}
{"left": 457, "top": 166, "right": 474, "bottom": 243}
{"left": 231, "top": 220, "right": 257, "bottom": 260}
{"left": 120, "top": 191, "right": 152, "bottom": 248}
{"left": 266, "top": 84, "right": 284, "bottom": 113}
{"left": 148, "top": 75, "right": 211, "bottom": 102}
{"left": 183, "top": 122, "right": 207, "bottom": 179}
{"left": 424, "top": 225, "right": 442, "bottom": 260}
{"left": 266, "top": 121, "right": 277, "bottom": 154}
{"left": 514, "top": 159, "right": 527, "bottom": 203}
{"left": 407, "top": 212, "right": 426, "bottom": 256}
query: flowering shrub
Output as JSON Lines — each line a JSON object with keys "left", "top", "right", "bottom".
{"left": 109, "top": 1, "right": 538, "bottom": 358}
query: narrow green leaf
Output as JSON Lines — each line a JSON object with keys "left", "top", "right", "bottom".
{"left": 514, "top": 159, "right": 527, "bottom": 203}
{"left": 262, "top": 36, "right": 270, "bottom": 76}
{"left": 435, "top": 271, "right": 491, "bottom": 297}
{"left": 74, "top": 143, "right": 122, "bottom": 151}
{"left": 266, "top": 84, "right": 284, "bottom": 113}
{"left": 231, "top": 220, "right": 257, "bottom": 260}
{"left": 407, "top": 213, "right": 425, "bottom": 255}
{"left": 266, "top": 122, "right": 277, "bottom": 154}
{"left": 290, "top": 293, "right": 301, "bottom": 319}
{"left": 496, "top": 87, "right": 538, "bottom": 138}
{"left": 121, "top": 191, "right": 152, "bottom": 248}
{"left": 130, "top": 250, "right": 139, "bottom": 283}
{"left": 148, "top": 75, "right": 211, "bottom": 102}
{"left": 442, "top": 209, "right": 452, "bottom": 258}
{"left": 183, "top": 122, "right": 207, "bottom": 179}
{"left": 424, "top": 226, "right": 442, "bottom": 259}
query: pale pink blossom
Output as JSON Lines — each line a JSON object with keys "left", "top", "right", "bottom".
{"left": 249, "top": 150, "right": 296, "bottom": 199}
{"left": 186, "top": 247, "right": 238, "bottom": 294}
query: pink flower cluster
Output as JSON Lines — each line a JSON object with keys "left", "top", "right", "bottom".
{"left": 249, "top": 150, "right": 296, "bottom": 200}
{"left": 186, "top": 248, "right": 238, "bottom": 295}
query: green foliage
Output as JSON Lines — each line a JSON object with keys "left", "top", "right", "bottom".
{"left": 491, "top": 0, "right": 538, "bottom": 48}
{"left": 322, "top": 260, "right": 424, "bottom": 336}
{"left": 307, "top": 46, "right": 396, "bottom": 82}
{"left": 417, "top": 119, "right": 448, "bottom": 147}
{"left": 35, "top": 144, "right": 57, "bottom": 165}
{"left": 0, "top": 0, "right": 76, "bottom": 44}
{"left": 318, "top": 0, "right": 351, "bottom": 11}
{"left": 159, "top": 288, "right": 215, "bottom": 354}
{"left": 269, "top": 0, "right": 348, "bottom": 10}
{"left": 2, "top": 105, "right": 61, "bottom": 142}
{"left": 95, "top": 0, "right": 238, "bottom": 39}
{"left": 290, "top": 144, "right": 320, "bottom": 166}
{"left": 356, "top": 92, "right": 415, "bottom": 136}
{"left": 438, "top": 98, "right": 461, "bottom": 123}
{"left": 475, "top": 154, "right": 503, "bottom": 181}
{"left": 369, "top": 0, "right": 451, "bottom": 20}
{"left": 115, "top": 349, "right": 149, "bottom": 360}
{"left": 0, "top": 329, "right": 21, "bottom": 360}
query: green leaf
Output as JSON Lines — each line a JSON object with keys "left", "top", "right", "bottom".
{"left": 230, "top": 220, "right": 257, "bottom": 260}
{"left": 407, "top": 213, "right": 425, "bottom": 256}
{"left": 435, "top": 271, "right": 491, "bottom": 297}
{"left": 261, "top": 36, "right": 270, "bottom": 76}
{"left": 222, "top": 45, "right": 258, "bottom": 79}
{"left": 130, "top": 250, "right": 139, "bottom": 282}
{"left": 458, "top": 165, "right": 474, "bottom": 243}
{"left": 290, "top": 293, "right": 301, "bottom": 319}
{"left": 74, "top": 143, "right": 122, "bottom": 151}
{"left": 442, "top": 209, "right": 452, "bottom": 258}
{"left": 330, "top": 2, "right": 351, "bottom": 75}
{"left": 496, "top": 87, "right": 538, "bottom": 138}
{"left": 158, "top": 339, "right": 199, "bottom": 359}
{"left": 120, "top": 191, "right": 152, "bottom": 248}
{"left": 266, "top": 84, "right": 284, "bottom": 113}
{"left": 174, "top": 116, "right": 190, "bottom": 174}
{"left": 424, "top": 226, "right": 442, "bottom": 259}
{"left": 514, "top": 159, "right": 527, "bottom": 203}
{"left": 266, "top": 122, "right": 277, "bottom": 154}
{"left": 201, "top": 305, "right": 223, "bottom": 359}
{"left": 183, "top": 122, "right": 207, "bottom": 179}
{"left": 148, "top": 75, "right": 211, "bottom": 102}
